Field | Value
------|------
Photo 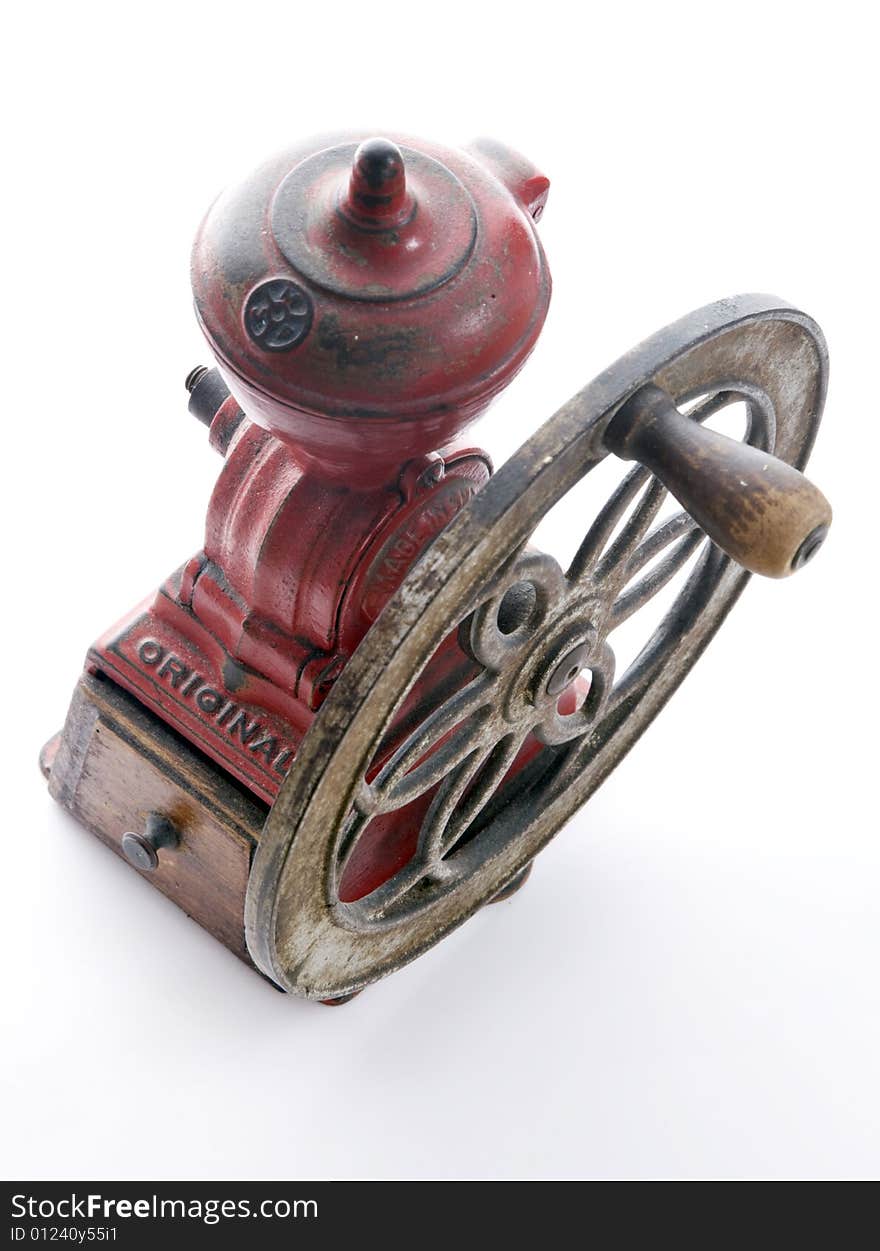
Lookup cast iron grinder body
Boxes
[43,130,831,1000]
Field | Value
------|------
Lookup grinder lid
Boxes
[191,131,550,439]
[271,138,478,303]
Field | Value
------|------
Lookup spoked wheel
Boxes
[246,295,828,999]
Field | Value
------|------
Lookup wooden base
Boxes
[45,673,268,971]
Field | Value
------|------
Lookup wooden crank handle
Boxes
[604,384,832,578]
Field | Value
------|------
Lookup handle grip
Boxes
[604,385,831,578]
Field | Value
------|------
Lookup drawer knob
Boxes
[121,813,180,872]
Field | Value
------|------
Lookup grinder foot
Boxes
[320,991,364,1007]
[489,861,533,903]
[39,733,61,780]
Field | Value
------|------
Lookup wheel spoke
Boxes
[371,672,494,807]
[417,745,493,864]
[624,510,698,580]
[357,731,531,919]
[356,854,439,920]
[379,705,494,811]
[686,388,741,428]
[333,808,372,891]
[438,731,528,858]
[602,541,731,721]
[609,528,706,630]
[567,464,651,582]
[593,476,667,588]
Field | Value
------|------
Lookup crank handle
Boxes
[604,384,832,578]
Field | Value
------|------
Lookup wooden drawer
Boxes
[46,673,267,966]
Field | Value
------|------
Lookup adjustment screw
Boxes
[121,813,180,872]
[185,365,231,426]
[184,365,210,394]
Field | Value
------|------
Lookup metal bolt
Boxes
[791,522,829,571]
[546,640,592,697]
[121,813,180,872]
[419,458,446,487]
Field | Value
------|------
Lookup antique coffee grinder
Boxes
[42,131,832,1002]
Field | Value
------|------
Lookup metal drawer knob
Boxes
[121,813,180,872]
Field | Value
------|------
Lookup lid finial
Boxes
[344,137,413,228]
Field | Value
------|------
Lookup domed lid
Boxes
[191,131,550,439]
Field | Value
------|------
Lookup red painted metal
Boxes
[88,131,553,900]
[191,131,551,481]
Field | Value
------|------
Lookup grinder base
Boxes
[43,674,537,995]
[43,673,267,973]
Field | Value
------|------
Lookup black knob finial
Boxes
[345,138,412,226]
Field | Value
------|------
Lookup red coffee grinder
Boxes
[43,131,832,1002]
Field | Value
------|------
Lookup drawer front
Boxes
[49,675,266,966]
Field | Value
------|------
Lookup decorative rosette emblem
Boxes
[244,279,314,352]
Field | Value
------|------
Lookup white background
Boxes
[2,0,878,1181]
